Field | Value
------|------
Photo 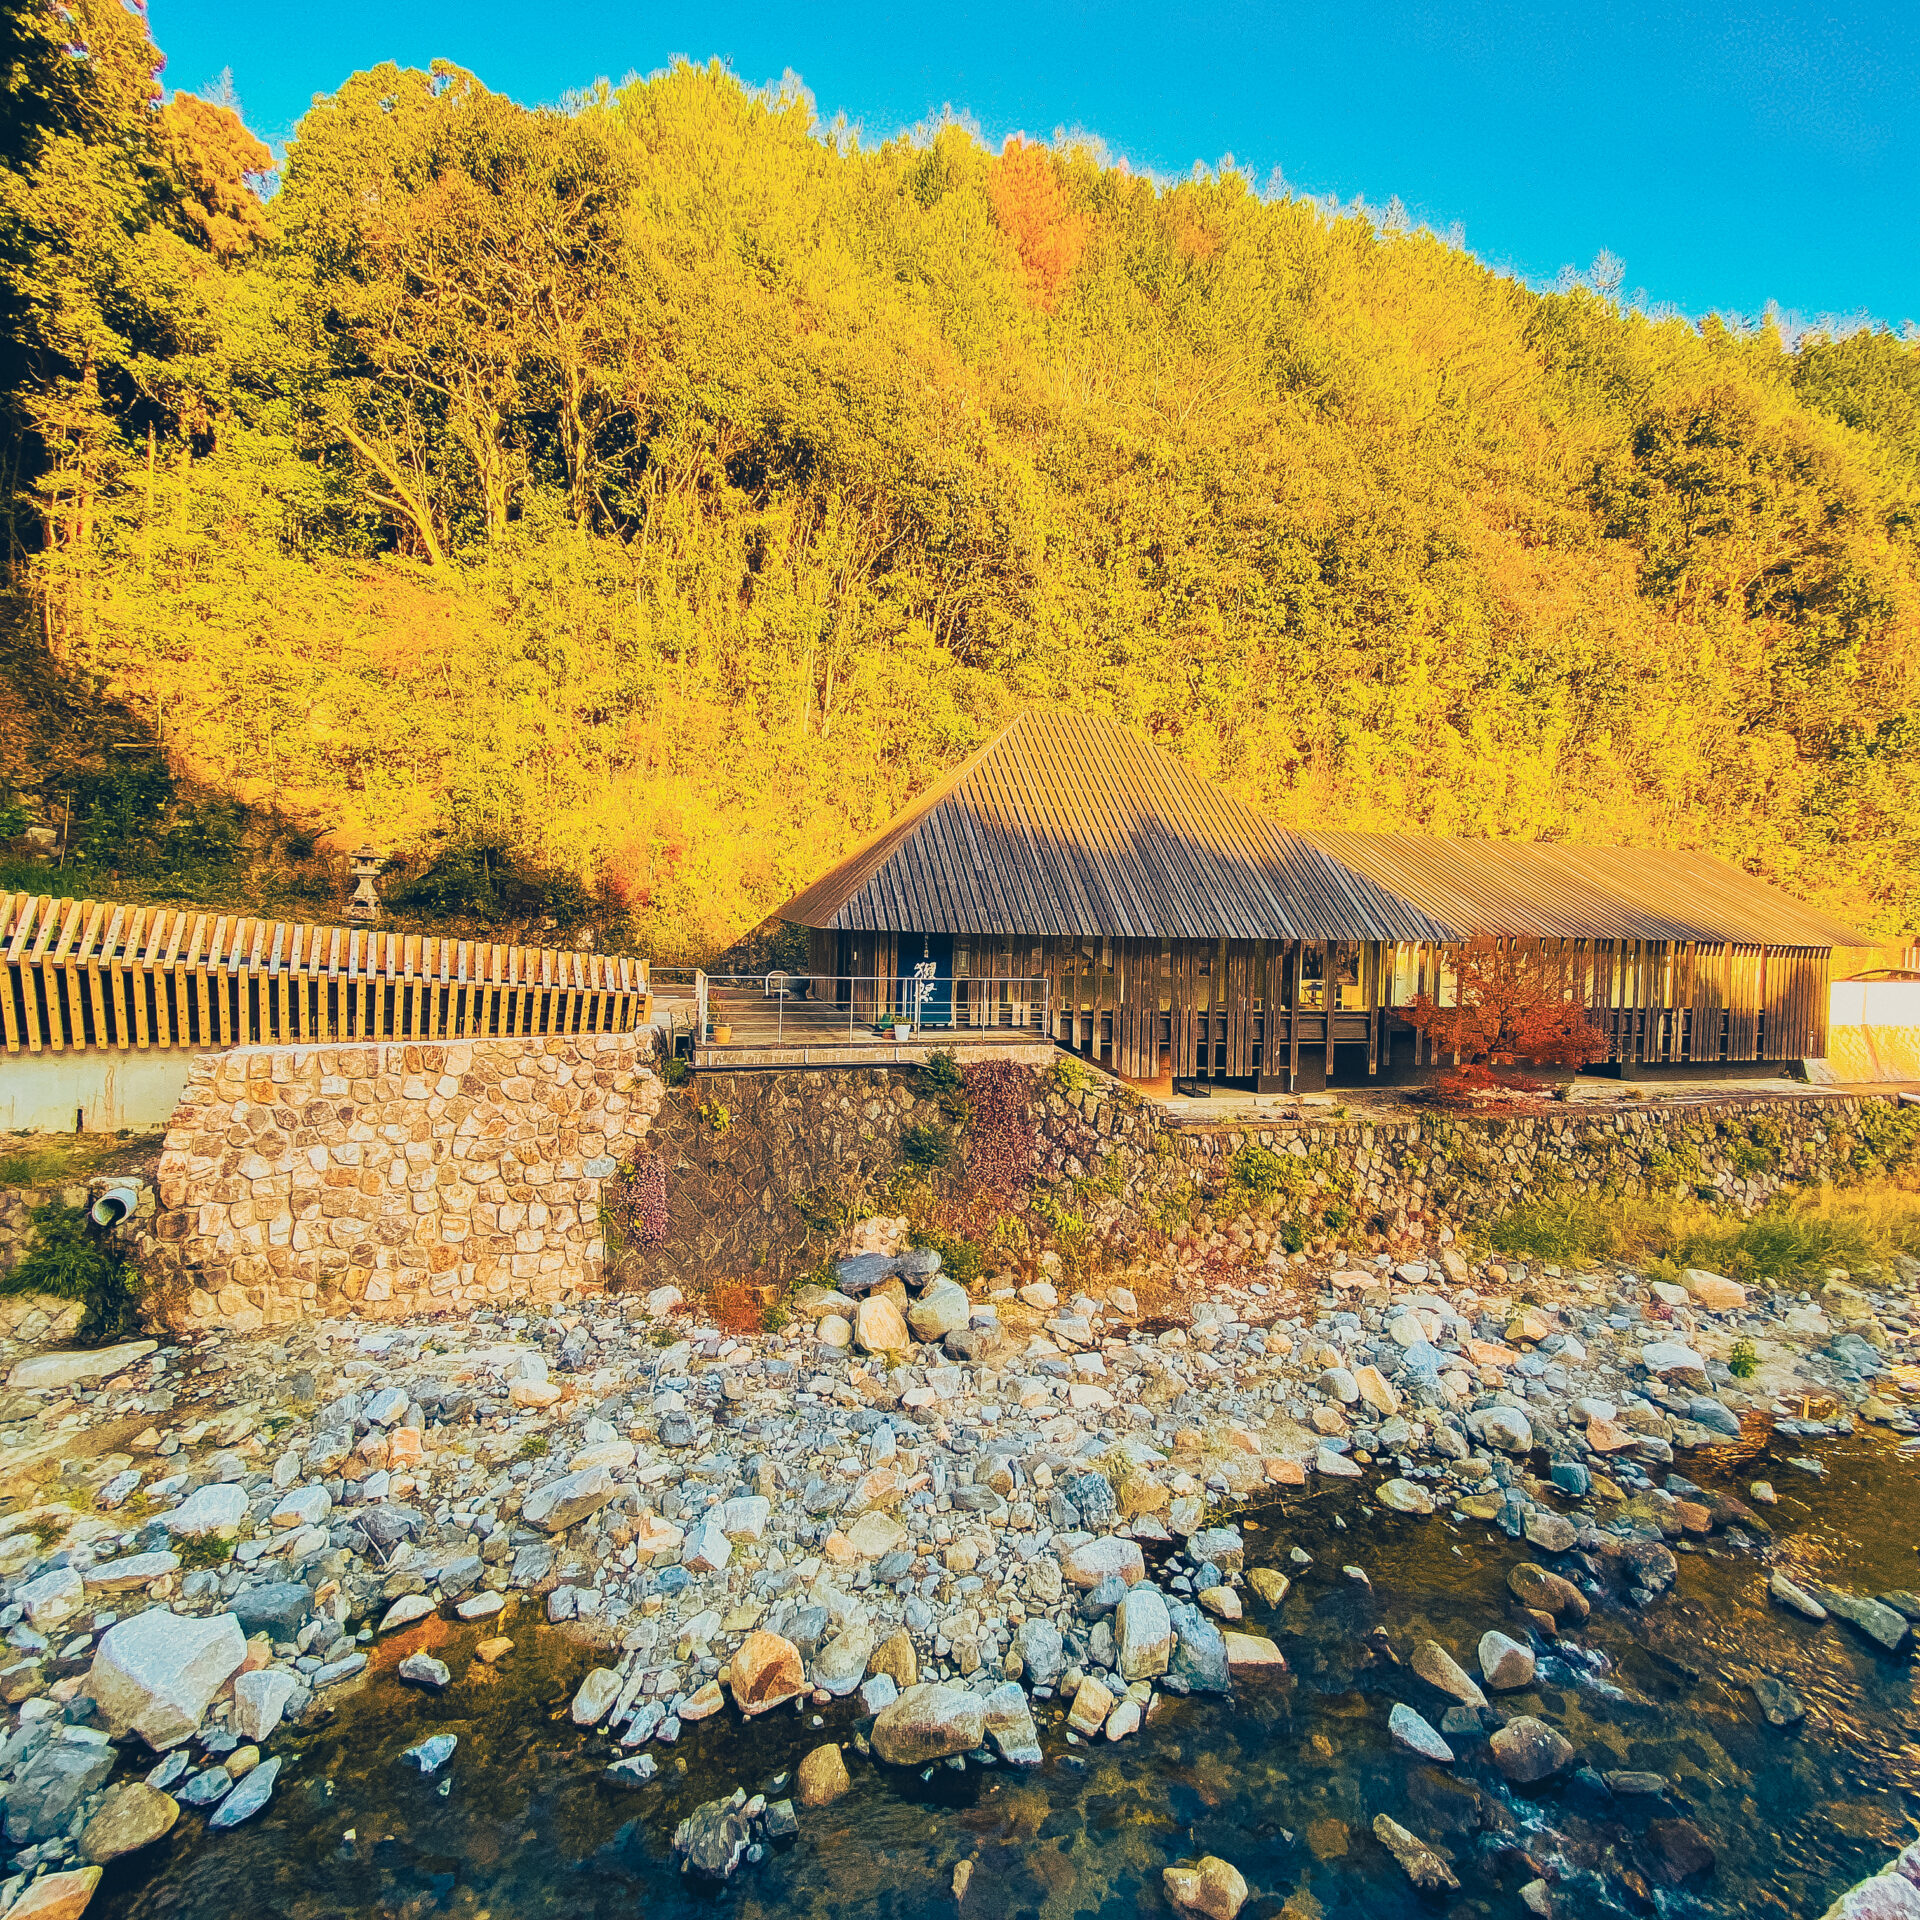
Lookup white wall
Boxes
[0,1049,204,1133]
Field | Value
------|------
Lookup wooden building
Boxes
[774,711,1867,1088]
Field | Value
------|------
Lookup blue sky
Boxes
[149,0,1918,327]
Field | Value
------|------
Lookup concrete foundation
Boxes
[0,1049,207,1134]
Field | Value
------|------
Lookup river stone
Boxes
[907,1281,972,1341]
[83,1551,180,1593]
[8,1341,156,1392]
[1116,1586,1172,1681]
[868,1628,918,1689]
[1508,1563,1589,1622]
[231,1582,314,1638]
[162,1483,249,1538]
[1522,1509,1578,1554]
[209,1756,280,1830]
[731,1631,804,1714]
[175,1765,231,1809]
[859,1671,898,1716]
[523,1465,617,1532]
[1389,1703,1453,1761]
[1768,1572,1827,1620]
[1187,1528,1244,1574]
[855,1296,911,1354]
[813,1623,875,1697]
[1646,1817,1717,1884]
[398,1652,449,1689]
[5,1868,103,1920]
[983,1681,1043,1766]
[378,1594,435,1634]
[1372,1815,1459,1893]
[6,1736,117,1843]
[1640,1340,1708,1378]
[88,1608,247,1749]
[1012,1619,1064,1688]
[844,1511,905,1558]
[19,1568,85,1632]
[81,1782,179,1863]
[1478,1631,1535,1691]
[270,1485,331,1530]
[1167,1600,1231,1694]
[1060,1537,1145,1589]
[1247,1569,1290,1608]
[1467,1407,1534,1454]
[1749,1672,1806,1726]
[1822,1591,1911,1652]
[1490,1715,1574,1784]
[673,1794,753,1878]
[1163,1855,1249,1920]
[1353,1365,1400,1417]
[1682,1268,1746,1310]
[402,1735,457,1774]
[1067,1674,1115,1736]
[232,1668,299,1741]
[871,1682,986,1764]
[1377,1478,1434,1515]
[572,1667,622,1725]
[1222,1632,1286,1672]
[1410,1640,1486,1708]
[1314,1446,1362,1478]
[797,1742,850,1805]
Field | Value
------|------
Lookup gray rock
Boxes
[1165,1599,1231,1694]
[1116,1585,1172,1681]
[175,1764,232,1809]
[230,1583,313,1637]
[1822,1590,1911,1652]
[1013,1619,1064,1689]
[607,1754,658,1787]
[401,1735,457,1774]
[982,1681,1043,1766]
[1186,1527,1244,1574]
[1490,1715,1574,1784]
[398,1652,451,1690]
[871,1683,986,1765]
[209,1756,281,1829]
[4,1733,116,1843]
[1389,1703,1454,1762]
[87,1608,247,1749]
[674,1793,753,1877]
[1748,1672,1805,1726]
[523,1464,617,1533]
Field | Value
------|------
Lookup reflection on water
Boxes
[105,1434,1920,1920]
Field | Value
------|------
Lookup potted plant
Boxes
[711,1021,733,1045]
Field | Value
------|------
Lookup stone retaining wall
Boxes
[139,1034,661,1331]
[1033,1081,1918,1263]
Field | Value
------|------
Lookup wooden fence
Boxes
[0,893,650,1055]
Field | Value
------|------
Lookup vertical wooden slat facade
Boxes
[1,894,649,1055]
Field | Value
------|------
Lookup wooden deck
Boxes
[682,999,1049,1071]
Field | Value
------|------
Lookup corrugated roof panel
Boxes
[1302,832,1870,947]
[775,710,1454,942]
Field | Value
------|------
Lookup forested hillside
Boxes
[2,0,1916,957]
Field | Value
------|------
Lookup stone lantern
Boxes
[347,844,384,924]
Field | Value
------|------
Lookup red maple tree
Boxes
[1406,939,1607,1100]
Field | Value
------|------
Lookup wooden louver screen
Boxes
[0,893,650,1056]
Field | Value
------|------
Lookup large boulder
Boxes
[855,1296,911,1354]
[906,1282,972,1342]
[1116,1586,1172,1681]
[982,1682,1042,1766]
[81,1782,179,1863]
[86,1609,247,1749]
[797,1742,850,1806]
[674,1794,753,1879]
[1059,1537,1145,1590]
[1163,1856,1249,1920]
[8,1341,156,1392]
[730,1631,805,1714]
[1490,1715,1575,1784]
[870,1683,986,1765]
[1166,1600,1231,1694]
[5,1734,116,1845]
[161,1483,249,1539]
[522,1465,617,1533]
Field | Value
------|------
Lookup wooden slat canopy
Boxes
[0,893,649,1055]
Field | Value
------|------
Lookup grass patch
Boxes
[907,1225,988,1290]
[0,1134,158,1188]
[516,1432,550,1461]
[1482,1180,1920,1285]
[1,1200,145,1342]
[173,1531,235,1570]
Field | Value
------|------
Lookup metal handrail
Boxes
[694,973,1050,1047]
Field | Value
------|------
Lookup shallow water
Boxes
[105,1430,1920,1920]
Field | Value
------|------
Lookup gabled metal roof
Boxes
[775,710,1454,942]
[1302,833,1870,948]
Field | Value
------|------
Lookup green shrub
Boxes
[1728,1338,1758,1379]
[3,1201,144,1344]
[661,1054,691,1088]
[1048,1055,1100,1097]
[911,1050,970,1122]
[1224,1141,1309,1211]
[900,1123,954,1171]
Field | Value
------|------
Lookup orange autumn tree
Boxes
[987,138,1086,309]
[1405,939,1608,1094]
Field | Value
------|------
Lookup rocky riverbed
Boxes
[0,1224,1914,1919]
